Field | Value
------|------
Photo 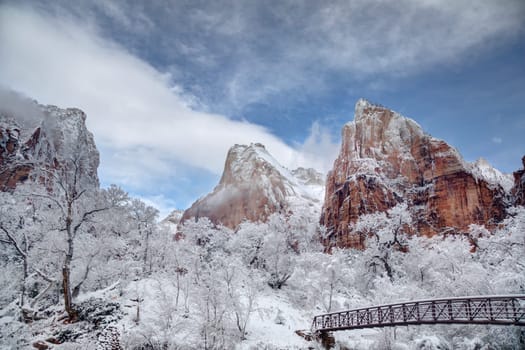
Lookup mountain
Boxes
[321,99,511,249]
[0,99,99,191]
[181,143,324,229]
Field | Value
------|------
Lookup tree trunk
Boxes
[62,266,77,321]
[175,273,180,310]
[63,203,77,321]
[20,257,29,322]
[143,226,151,276]
[62,266,77,320]
[21,250,27,308]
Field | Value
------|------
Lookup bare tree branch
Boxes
[72,206,109,237]
[0,224,28,260]
[29,280,56,308]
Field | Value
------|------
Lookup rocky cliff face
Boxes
[181,143,324,229]
[512,156,525,206]
[321,99,509,249]
[0,100,99,191]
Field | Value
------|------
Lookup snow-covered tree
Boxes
[261,214,297,289]
[25,146,128,320]
[0,189,57,319]
[353,203,412,282]
[128,198,159,276]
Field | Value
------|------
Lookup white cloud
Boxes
[134,193,179,221]
[294,121,340,173]
[310,0,524,75]
[15,1,523,114]
[147,0,525,110]
[0,4,334,195]
[491,137,503,144]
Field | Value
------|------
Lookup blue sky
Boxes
[1,1,524,218]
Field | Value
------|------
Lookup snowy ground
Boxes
[117,278,317,349]
[236,293,312,349]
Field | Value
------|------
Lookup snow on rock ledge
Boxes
[470,157,513,193]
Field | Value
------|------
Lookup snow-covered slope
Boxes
[469,157,514,192]
[181,143,324,229]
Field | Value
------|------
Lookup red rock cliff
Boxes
[320,99,508,249]
[0,123,31,189]
[1,103,99,191]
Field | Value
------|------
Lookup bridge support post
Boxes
[317,331,335,349]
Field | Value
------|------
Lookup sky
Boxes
[1,1,524,218]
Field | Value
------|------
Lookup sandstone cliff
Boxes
[0,98,99,191]
[321,99,509,249]
[181,143,324,229]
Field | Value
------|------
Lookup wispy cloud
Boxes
[9,1,523,114]
[0,88,44,131]
[295,121,340,173]
[491,137,503,144]
[90,0,525,112]
[0,4,334,194]
[134,193,179,221]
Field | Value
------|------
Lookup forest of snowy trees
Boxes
[1,166,524,349]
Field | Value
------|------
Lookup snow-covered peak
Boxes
[41,106,87,150]
[33,105,100,186]
[343,99,427,166]
[222,143,324,201]
[469,157,514,193]
[354,98,373,118]
[182,143,324,228]
[223,143,296,187]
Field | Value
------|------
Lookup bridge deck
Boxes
[312,295,525,332]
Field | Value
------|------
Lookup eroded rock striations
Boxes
[0,100,99,191]
[321,99,510,249]
[181,143,324,229]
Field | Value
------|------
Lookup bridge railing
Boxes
[312,295,525,332]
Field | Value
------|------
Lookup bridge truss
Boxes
[312,295,525,332]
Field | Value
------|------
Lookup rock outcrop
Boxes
[321,99,509,249]
[181,143,324,229]
[1,100,99,191]
[0,122,31,189]
[512,156,525,206]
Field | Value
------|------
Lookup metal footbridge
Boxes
[312,295,525,333]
